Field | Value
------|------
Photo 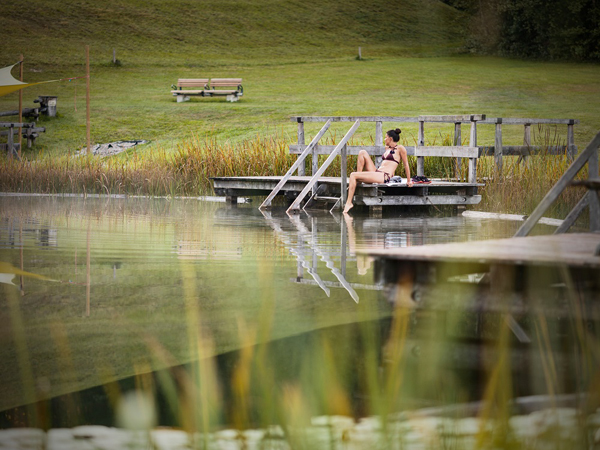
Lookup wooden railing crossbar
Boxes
[259,120,332,210]
[514,131,600,237]
[287,120,360,213]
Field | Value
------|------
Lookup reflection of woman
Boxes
[343,128,413,214]
[342,213,373,276]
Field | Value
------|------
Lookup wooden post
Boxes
[86,222,91,317]
[7,124,14,159]
[589,145,599,232]
[311,123,318,195]
[297,120,305,176]
[340,218,347,278]
[358,47,362,60]
[518,123,531,164]
[19,222,24,296]
[86,45,91,155]
[375,121,383,166]
[113,48,116,64]
[495,119,503,175]
[18,54,23,158]
[341,144,347,207]
[454,122,461,180]
[567,120,576,160]
[468,118,478,183]
[417,120,425,177]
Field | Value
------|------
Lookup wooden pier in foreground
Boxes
[365,131,600,307]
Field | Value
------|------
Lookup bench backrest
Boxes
[210,78,242,88]
[177,79,210,88]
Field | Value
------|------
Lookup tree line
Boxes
[442,0,600,61]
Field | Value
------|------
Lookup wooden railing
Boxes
[291,115,579,182]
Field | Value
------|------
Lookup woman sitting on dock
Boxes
[343,128,413,214]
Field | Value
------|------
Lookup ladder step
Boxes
[314,196,340,202]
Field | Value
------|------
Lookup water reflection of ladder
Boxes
[259,209,361,302]
[259,120,360,213]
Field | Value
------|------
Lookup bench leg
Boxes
[176,95,190,103]
[226,94,239,102]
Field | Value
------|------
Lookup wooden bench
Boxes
[204,78,243,102]
[171,78,243,103]
[170,78,210,103]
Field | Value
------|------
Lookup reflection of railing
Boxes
[515,131,600,236]
[260,210,381,303]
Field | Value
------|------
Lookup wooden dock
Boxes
[212,176,483,208]
[367,233,600,271]
[365,233,600,310]
[210,114,581,211]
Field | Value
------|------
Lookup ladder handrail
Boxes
[259,120,332,210]
[287,120,360,213]
[515,131,600,237]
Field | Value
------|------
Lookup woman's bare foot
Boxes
[343,203,353,214]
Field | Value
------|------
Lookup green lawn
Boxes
[1,55,599,158]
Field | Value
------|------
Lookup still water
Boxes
[0,196,561,428]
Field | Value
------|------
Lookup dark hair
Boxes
[386,128,401,142]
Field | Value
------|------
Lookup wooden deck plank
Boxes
[363,233,600,269]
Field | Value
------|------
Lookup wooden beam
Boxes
[554,192,589,234]
[478,145,572,156]
[340,144,347,208]
[290,144,388,155]
[589,146,600,232]
[415,146,479,158]
[290,116,419,123]
[290,116,579,125]
[417,120,425,176]
[0,122,35,128]
[468,120,478,183]
[354,195,482,206]
[86,45,91,155]
[375,121,383,166]
[297,120,305,176]
[418,114,486,122]
[18,54,23,158]
[568,122,576,159]
[454,122,462,180]
[495,120,503,174]
[481,118,579,125]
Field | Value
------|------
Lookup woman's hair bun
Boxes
[395,128,401,135]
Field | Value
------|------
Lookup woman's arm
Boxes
[399,145,413,187]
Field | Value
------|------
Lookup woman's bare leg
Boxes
[357,149,376,172]
[344,171,385,213]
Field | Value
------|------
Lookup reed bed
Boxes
[0,127,589,221]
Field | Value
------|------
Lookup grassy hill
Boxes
[1,0,467,67]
